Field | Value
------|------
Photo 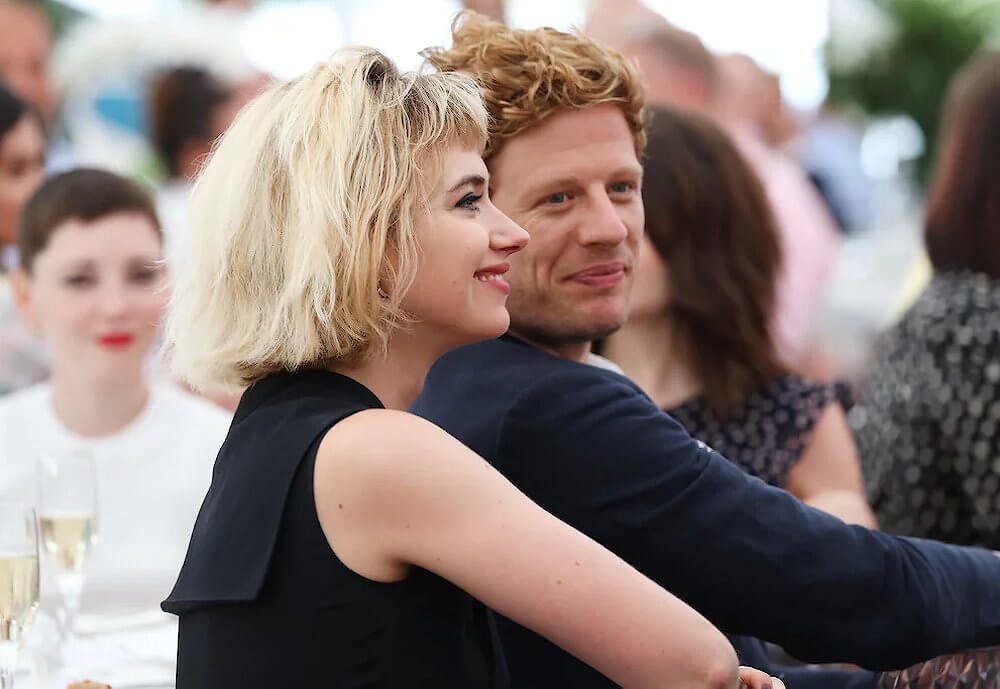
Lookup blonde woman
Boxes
[162,50,782,689]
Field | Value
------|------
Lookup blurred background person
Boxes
[50,0,259,179]
[0,81,46,395]
[0,83,44,268]
[798,100,875,237]
[0,0,55,123]
[0,168,231,685]
[713,53,798,151]
[601,105,876,528]
[147,65,238,261]
[854,52,1000,549]
[146,65,248,411]
[592,10,840,367]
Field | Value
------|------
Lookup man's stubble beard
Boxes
[506,290,628,348]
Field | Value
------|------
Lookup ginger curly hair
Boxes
[421,11,647,159]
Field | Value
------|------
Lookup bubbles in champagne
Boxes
[39,513,98,574]
[0,552,40,643]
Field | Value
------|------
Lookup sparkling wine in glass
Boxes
[35,450,98,647]
[0,505,40,689]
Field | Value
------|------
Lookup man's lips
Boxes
[97,333,135,348]
[566,262,627,288]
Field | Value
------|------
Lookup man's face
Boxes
[488,104,643,348]
[0,3,54,120]
[624,42,711,111]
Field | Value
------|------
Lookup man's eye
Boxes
[546,193,568,205]
[610,182,634,194]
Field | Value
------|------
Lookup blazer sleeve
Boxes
[497,367,1000,670]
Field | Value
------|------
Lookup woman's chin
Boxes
[458,313,511,347]
[482,312,511,340]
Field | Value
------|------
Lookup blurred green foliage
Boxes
[826,0,999,183]
[38,0,85,38]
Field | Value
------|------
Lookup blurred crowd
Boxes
[1,0,999,685]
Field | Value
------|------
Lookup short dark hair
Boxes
[148,66,230,178]
[18,167,161,272]
[641,105,786,416]
[0,81,30,141]
[924,52,1000,278]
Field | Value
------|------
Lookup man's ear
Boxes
[9,267,40,334]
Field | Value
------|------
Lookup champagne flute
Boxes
[35,450,97,649]
[0,505,40,689]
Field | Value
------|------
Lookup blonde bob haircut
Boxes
[166,48,488,390]
[422,11,647,160]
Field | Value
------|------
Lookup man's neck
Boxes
[507,329,591,364]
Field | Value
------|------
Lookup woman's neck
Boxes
[49,367,151,438]
[330,329,443,411]
[602,314,703,409]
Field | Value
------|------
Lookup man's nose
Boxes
[577,191,629,247]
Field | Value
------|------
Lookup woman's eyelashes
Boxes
[130,267,161,284]
[456,192,483,212]
[62,263,162,288]
[64,273,95,288]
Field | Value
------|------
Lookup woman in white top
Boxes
[0,168,231,686]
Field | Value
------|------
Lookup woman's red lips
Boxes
[474,263,512,295]
[97,333,135,348]
[473,262,510,278]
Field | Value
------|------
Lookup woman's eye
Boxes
[131,269,160,284]
[610,182,634,194]
[457,193,482,211]
[64,275,94,287]
[132,270,156,285]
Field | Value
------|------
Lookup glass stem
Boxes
[0,643,16,689]
[55,572,82,644]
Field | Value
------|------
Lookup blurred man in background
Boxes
[588,2,840,366]
[0,0,55,122]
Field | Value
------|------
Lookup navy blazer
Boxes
[412,335,1000,687]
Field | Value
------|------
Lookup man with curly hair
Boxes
[412,11,1000,689]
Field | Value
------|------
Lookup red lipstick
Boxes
[97,333,135,349]
[474,263,512,295]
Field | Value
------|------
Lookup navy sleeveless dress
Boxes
[162,369,509,688]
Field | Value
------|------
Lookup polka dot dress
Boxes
[853,271,1000,548]
[666,375,837,488]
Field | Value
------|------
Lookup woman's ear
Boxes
[9,267,40,335]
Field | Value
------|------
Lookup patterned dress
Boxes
[666,376,838,488]
[852,271,1000,548]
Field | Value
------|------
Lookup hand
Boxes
[738,665,786,689]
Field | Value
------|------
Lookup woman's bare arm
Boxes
[786,402,878,528]
[315,409,741,689]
